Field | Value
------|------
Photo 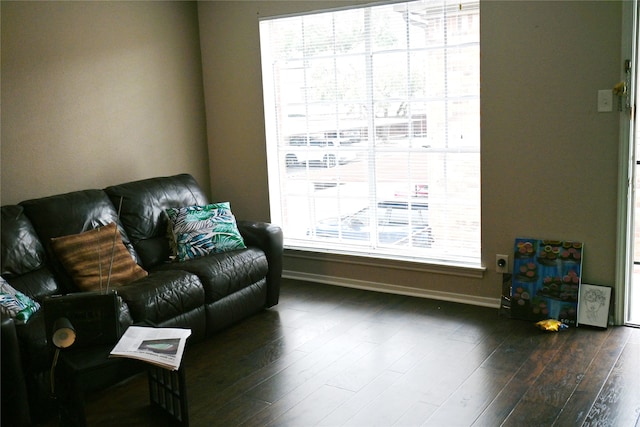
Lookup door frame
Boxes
[616,0,638,326]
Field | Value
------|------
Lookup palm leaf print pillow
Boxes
[165,202,246,261]
[0,277,41,324]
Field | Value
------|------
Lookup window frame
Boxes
[260,0,481,269]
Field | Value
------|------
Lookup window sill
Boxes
[284,247,485,279]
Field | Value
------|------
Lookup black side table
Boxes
[56,345,143,427]
[56,344,190,426]
[148,364,189,426]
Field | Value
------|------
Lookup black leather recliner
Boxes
[1,174,283,425]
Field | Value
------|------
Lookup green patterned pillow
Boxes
[0,276,40,324]
[165,202,246,262]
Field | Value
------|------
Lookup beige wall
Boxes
[1,1,211,204]
[1,1,624,312]
[198,1,623,306]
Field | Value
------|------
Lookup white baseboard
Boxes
[283,270,501,309]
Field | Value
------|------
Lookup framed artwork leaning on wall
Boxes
[577,284,612,329]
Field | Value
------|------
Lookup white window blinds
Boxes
[260,0,480,266]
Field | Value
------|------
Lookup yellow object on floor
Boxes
[536,319,568,332]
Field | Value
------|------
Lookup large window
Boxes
[260,0,480,267]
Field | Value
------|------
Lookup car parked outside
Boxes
[310,199,433,248]
[285,134,358,168]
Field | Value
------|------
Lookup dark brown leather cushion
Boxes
[116,270,204,325]
[20,189,141,292]
[1,205,59,299]
[1,205,46,277]
[104,174,208,269]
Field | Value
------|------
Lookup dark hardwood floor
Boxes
[77,279,640,426]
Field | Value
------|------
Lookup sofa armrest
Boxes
[236,221,283,307]
[1,315,31,426]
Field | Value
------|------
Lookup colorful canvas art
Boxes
[510,238,583,326]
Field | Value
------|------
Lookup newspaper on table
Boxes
[110,326,192,371]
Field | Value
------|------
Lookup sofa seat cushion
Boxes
[205,279,267,334]
[154,248,268,304]
[4,267,59,301]
[116,270,204,325]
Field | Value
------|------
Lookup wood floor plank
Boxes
[193,395,271,427]
[393,400,439,427]
[499,328,611,426]
[243,336,371,404]
[188,349,309,414]
[337,379,424,427]
[583,341,640,426]
[466,328,564,426]
[425,323,539,426]
[67,279,640,427]
[484,329,607,426]
[424,365,513,426]
[265,385,354,427]
[553,326,631,426]
[317,370,405,427]
[241,340,377,427]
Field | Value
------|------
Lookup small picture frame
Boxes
[577,284,612,329]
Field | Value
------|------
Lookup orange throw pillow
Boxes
[51,222,147,292]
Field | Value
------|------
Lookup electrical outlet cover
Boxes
[496,254,509,273]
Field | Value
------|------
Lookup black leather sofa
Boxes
[0,173,283,425]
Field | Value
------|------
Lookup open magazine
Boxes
[110,326,192,371]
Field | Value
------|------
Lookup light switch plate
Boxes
[598,89,613,112]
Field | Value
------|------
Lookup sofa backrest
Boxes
[104,174,208,269]
[1,205,60,300]
[19,189,140,293]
